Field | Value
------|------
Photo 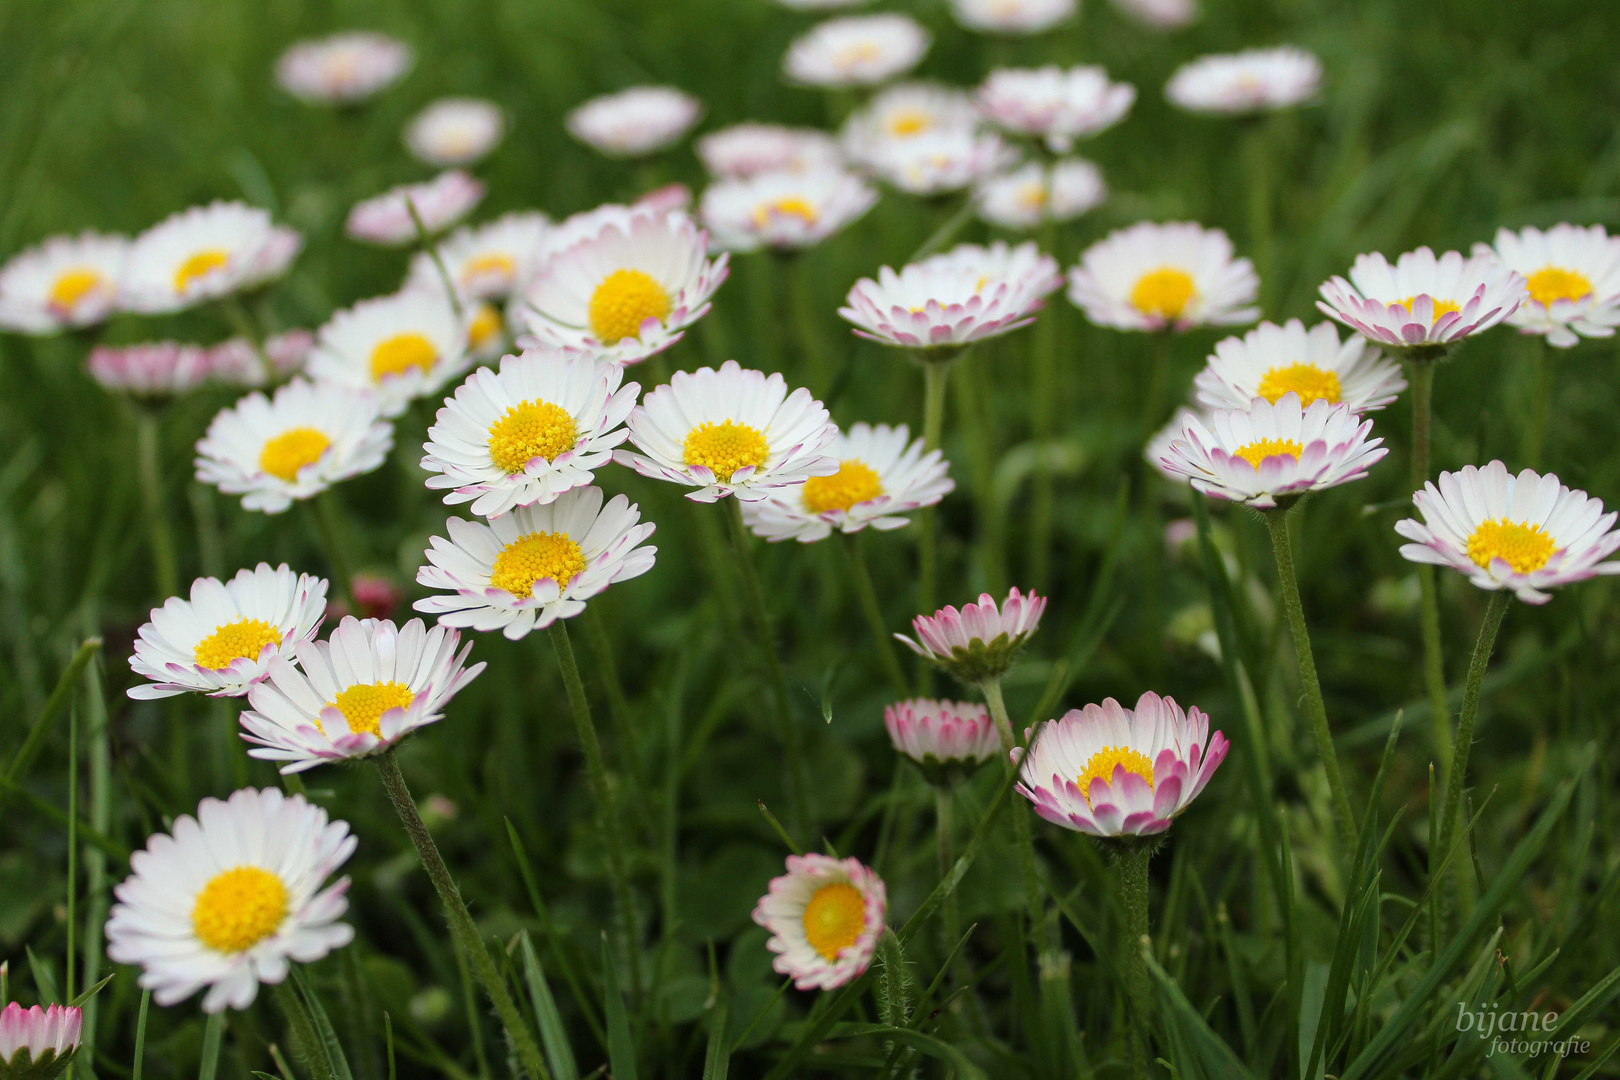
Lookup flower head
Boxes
[857,128,1015,196]
[87,342,216,398]
[701,168,879,253]
[1110,0,1197,29]
[306,289,469,417]
[1316,247,1527,354]
[123,203,301,314]
[566,86,703,158]
[1067,220,1259,332]
[1475,224,1620,348]
[885,698,999,785]
[0,231,127,334]
[897,587,1046,683]
[977,65,1136,153]
[1194,318,1406,414]
[1145,405,1212,482]
[205,331,317,387]
[345,171,485,246]
[407,213,551,303]
[276,32,412,104]
[696,124,844,179]
[405,97,506,166]
[949,0,1075,34]
[1166,47,1322,115]
[783,15,930,88]
[0,1004,82,1080]
[752,854,887,991]
[975,158,1106,230]
[841,83,980,165]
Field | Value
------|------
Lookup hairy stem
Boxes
[1116,839,1156,1080]
[981,677,1043,932]
[842,533,911,699]
[273,979,334,1080]
[1407,359,1452,766]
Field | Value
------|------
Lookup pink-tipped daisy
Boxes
[1475,224,1620,349]
[977,65,1136,153]
[1194,318,1406,413]
[783,15,931,89]
[0,231,127,334]
[0,1004,81,1080]
[896,586,1046,683]
[276,32,412,105]
[885,698,1000,785]
[345,171,485,246]
[1067,220,1259,332]
[752,854,887,991]
[1316,246,1527,355]
[696,124,844,179]
[975,158,1107,230]
[566,86,703,158]
[1165,47,1322,115]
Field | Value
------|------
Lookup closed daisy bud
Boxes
[567,86,703,159]
[1067,221,1258,332]
[783,15,931,89]
[405,97,506,167]
[0,1004,81,1080]
[276,32,413,105]
[87,342,216,398]
[1194,319,1406,414]
[1475,224,1620,349]
[306,289,470,418]
[0,231,126,334]
[345,171,485,247]
[1316,246,1527,356]
[896,587,1047,684]
[123,203,302,315]
[977,65,1136,153]
[1165,47,1323,115]
[885,698,999,785]
[752,854,887,991]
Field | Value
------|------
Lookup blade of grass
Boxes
[520,932,580,1080]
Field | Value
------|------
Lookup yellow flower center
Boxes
[47,268,102,312]
[1255,363,1342,407]
[193,617,283,671]
[1129,267,1197,319]
[887,109,932,136]
[833,42,883,69]
[752,197,819,230]
[1233,438,1303,469]
[487,399,578,473]
[1076,745,1156,806]
[191,866,289,954]
[490,531,587,597]
[467,303,504,350]
[461,252,516,286]
[802,881,865,961]
[1017,184,1048,212]
[588,269,671,344]
[802,459,884,514]
[1397,295,1461,322]
[682,420,770,482]
[174,249,230,294]
[1525,266,1593,307]
[369,332,440,382]
[327,681,415,738]
[1466,518,1555,573]
[259,427,331,482]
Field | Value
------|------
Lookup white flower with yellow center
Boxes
[840,82,981,167]
[127,564,327,700]
[977,65,1136,153]
[1475,224,1620,349]
[775,0,872,8]
[1316,247,1528,353]
[0,231,127,334]
[1110,0,1197,29]
[408,213,551,302]
[1194,318,1406,414]
[752,854,887,991]
[306,289,469,417]
[514,207,728,365]
[405,97,506,166]
[415,486,657,640]
[195,377,393,514]
[615,360,839,502]
[742,422,953,542]
[345,171,486,247]
[566,86,703,158]
[1166,47,1322,115]
[859,127,1016,196]
[1396,460,1620,604]
[275,31,413,105]
[949,0,1076,33]
[241,616,485,772]
[1067,220,1259,332]
[1144,406,1212,481]
[106,788,356,1013]
[783,14,931,89]
[975,158,1107,230]
[696,124,844,179]
[700,168,879,253]
[123,203,302,314]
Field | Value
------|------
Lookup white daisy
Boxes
[566,86,703,158]
[463,300,509,361]
[1165,47,1323,115]
[1067,220,1259,332]
[1316,246,1528,353]
[975,158,1107,230]
[774,0,872,8]
[977,65,1137,153]
[859,127,1016,196]
[1110,0,1197,29]
[345,171,485,247]
[696,124,844,178]
[700,168,879,253]
[87,342,215,397]
[305,288,469,417]
[1194,318,1407,413]
[195,377,394,514]
[1475,224,1620,348]
[123,203,303,314]
[275,32,413,105]
[751,854,887,991]
[783,14,931,89]
[404,97,506,166]
[1144,405,1211,481]
[414,486,657,640]
[840,83,981,167]
[407,213,551,302]
[0,231,127,334]
[949,0,1076,35]
[105,788,356,1012]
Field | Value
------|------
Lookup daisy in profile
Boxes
[743,422,952,542]
[783,14,931,89]
[240,616,484,773]
[305,289,469,417]
[859,128,1015,196]
[1166,47,1322,115]
[950,0,1075,35]
[123,203,302,314]
[407,213,551,301]
[616,360,839,501]
[897,587,1046,686]
[566,86,703,158]
[1144,405,1212,481]
[975,158,1107,230]
[87,342,215,398]
[840,83,980,167]
[0,1003,81,1080]
[977,65,1136,153]
[1317,247,1527,354]
[1111,0,1197,29]
[415,486,657,640]
[1475,224,1620,348]
[752,854,887,991]
[106,787,356,1012]
[405,98,506,166]
[205,330,317,387]
[700,167,879,253]
[346,171,485,246]
[195,377,393,514]
[1194,319,1406,413]
[276,31,413,105]
[421,347,638,517]
[0,231,127,334]
[696,124,843,178]
[1067,220,1259,332]
[885,698,999,785]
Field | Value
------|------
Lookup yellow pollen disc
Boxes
[1256,363,1342,406]
[369,332,440,382]
[887,109,932,136]
[174,249,230,294]
[467,303,504,350]
[487,399,578,473]
[1129,267,1197,319]
[1233,438,1304,469]
[1017,184,1048,212]
[48,268,102,312]
[490,531,587,597]
[1397,295,1461,322]
[802,459,884,514]
[259,427,331,482]
[1076,745,1156,806]
[1526,265,1594,307]
[682,420,770,482]
[588,269,671,344]
[1466,518,1555,573]
[802,882,865,961]
[751,197,819,230]
[328,681,415,738]
[461,252,516,285]
[193,618,283,671]
[191,866,289,954]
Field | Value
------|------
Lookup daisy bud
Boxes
[0,1003,82,1080]
[566,87,702,159]
[783,15,930,89]
[1165,47,1323,116]
[1316,246,1527,357]
[884,698,1000,785]
[896,587,1047,684]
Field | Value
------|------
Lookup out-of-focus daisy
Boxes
[897,586,1046,684]
[204,330,317,387]
[1166,47,1322,115]
[196,377,393,514]
[783,14,931,89]
[885,698,999,785]
[696,124,843,178]
[1396,460,1620,604]
[1067,220,1259,332]
[0,1003,81,1080]
[1475,224,1620,349]
[406,213,551,302]
[0,231,126,334]
[415,486,656,640]
[421,347,638,517]
[975,158,1107,230]
[106,788,355,1013]
[950,0,1075,36]
[752,854,887,991]
[977,65,1136,153]
[241,616,484,773]
[859,128,1015,196]
[345,171,485,247]
[701,168,879,253]
[463,301,508,361]
[774,0,872,8]
[87,342,214,397]
[1015,692,1228,836]
[276,32,412,105]
[742,422,952,541]
[635,183,694,215]
[840,83,980,166]
[1144,405,1210,481]
[566,86,703,158]
[305,289,468,417]
[123,203,302,314]
[1316,247,1527,354]
[1194,318,1406,413]
[1110,0,1197,30]
[405,98,505,166]
[1160,393,1387,508]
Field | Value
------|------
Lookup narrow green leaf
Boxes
[827,1023,989,1080]
[198,1012,225,1080]
[67,973,114,1008]
[701,993,730,1080]
[294,966,355,1080]
[27,946,58,1004]
[521,932,580,1080]
[1548,960,1620,1044]
[600,933,638,1080]
[133,990,150,1080]
[0,638,101,828]
[756,801,802,856]
[1143,948,1259,1080]
[383,1013,396,1080]
[505,818,607,1048]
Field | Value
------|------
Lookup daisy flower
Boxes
[127,564,327,700]
[106,788,355,1012]
[195,377,393,514]
[275,31,412,105]
[742,422,953,541]
[1316,247,1528,354]
[859,128,1015,196]
[1194,318,1407,413]
[885,698,1000,785]
[950,0,1075,35]
[204,330,317,387]
[405,97,506,166]
[840,83,981,167]
[700,167,879,253]
[1159,393,1387,508]
[0,231,126,334]
[977,65,1137,153]
[1395,461,1620,604]
[696,124,843,179]
[123,203,302,314]
[1110,0,1197,29]
[345,171,485,246]
[1165,47,1322,115]
[241,616,485,773]
[783,14,931,89]
[1475,224,1620,348]
[87,342,214,397]
[421,347,638,517]
[774,0,872,8]
[1067,221,1259,332]
[1015,692,1228,837]
[1145,405,1211,481]
[305,289,469,417]
[975,158,1107,230]
[897,587,1046,684]
[0,1003,80,1080]
[415,486,657,640]
[635,183,694,215]
[566,86,703,158]
[752,854,887,991]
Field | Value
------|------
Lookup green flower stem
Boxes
[583,607,643,782]
[373,752,551,1080]
[1524,335,1552,469]
[406,197,463,323]
[1262,507,1356,849]
[1027,240,1060,591]
[841,532,911,699]
[306,490,357,612]
[915,356,955,695]
[787,253,831,390]
[273,978,334,1080]
[981,677,1043,932]
[1140,331,1173,435]
[1241,119,1274,312]
[921,357,950,454]
[1116,839,1156,1080]
[1433,591,1511,893]
[934,784,963,976]
[133,408,178,599]
[1407,358,1452,765]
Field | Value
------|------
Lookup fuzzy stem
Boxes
[981,677,1043,931]
[274,978,334,1080]
[1140,332,1173,435]
[134,409,178,599]
[306,491,357,612]
[935,784,962,967]
[1241,119,1274,312]
[1117,840,1156,1080]
[1407,359,1452,765]
[406,197,463,323]
[842,532,911,699]
[1524,335,1552,469]
[1434,592,1511,898]
[1027,245,1060,591]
